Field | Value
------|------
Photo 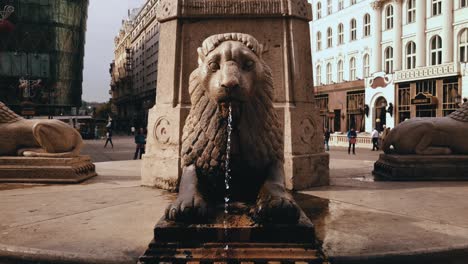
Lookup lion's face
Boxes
[198,41,265,117]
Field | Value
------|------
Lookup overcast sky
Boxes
[82,0,144,103]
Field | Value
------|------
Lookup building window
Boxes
[347,91,365,132]
[460,28,468,62]
[398,83,411,123]
[317,94,330,130]
[350,19,357,41]
[339,0,344,10]
[385,5,394,30]
[316,65,322,85]
[432,0,442,16]
[349,57,356,80]
[326,63,332,84]
[327,27,333,48]
[338,60,344,82]
[462,0,468,8]
[338,23,344,45]
[317,32,322,51]
[443,78,460,116]
[430,35,442,65]
[364,13,371,37]
[407,0,416,23]
[317,2,322,19]
[406,41,416,69]
[363,54,370,77]
[351,0,356,4]
[327,0,332,15]
[384,47,394,73]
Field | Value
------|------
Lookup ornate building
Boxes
[110,0,159,131]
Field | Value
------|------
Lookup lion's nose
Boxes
[221,63,240,92]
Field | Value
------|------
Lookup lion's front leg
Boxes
[255,163,300,224]
[165,165,210,222]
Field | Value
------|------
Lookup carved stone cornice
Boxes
[371,0,400,10]
[156,0,312,23]
[394,63,460,83]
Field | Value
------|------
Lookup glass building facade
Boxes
[0,0,88,115]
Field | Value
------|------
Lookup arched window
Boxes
[460,29,468,62]
[327,27,333,48]
[385,5,394,30]
[338,23,344,44]
[317,32,322,51]
[316,65,322,85]
[326,63,332,84]
[317,2,322,19]
[363,54,370,77]
[384,47,394,73]
[363,13,371,37]
[430,35,442,65]
[350,19,357,41]
[407,0,416,23]
[406,41,416,69]
[349,57,356,80]
[338,60,344,82]
[461,0,468,8]
[339,0,344,10]
[327,0,332,15]
[432,0,442,16]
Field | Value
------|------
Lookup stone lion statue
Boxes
[0,101,82,157]
[165,33,300,224]
[383,102,468,155]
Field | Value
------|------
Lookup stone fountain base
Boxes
[138,203,321,263]
[0,155,97,183]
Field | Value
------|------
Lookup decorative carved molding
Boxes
[394,63,460,83]
[154,117,171,145]
[300,116,316,145]
[157,0,312,23]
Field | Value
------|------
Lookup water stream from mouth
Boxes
[223,103,232,251]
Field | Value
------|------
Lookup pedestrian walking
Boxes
[133,128,146,160]
[324,129,331,151]
[371,127,379,151]
[131,126,135,136]
[104,129,114,148]
[347,128,357,155]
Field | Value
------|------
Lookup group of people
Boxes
[103,125,147,160]
[323,126,392,155]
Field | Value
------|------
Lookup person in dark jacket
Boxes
[104,129,113,148]
[324,129,331,151]
[133,128,146,160]
[347,128,357,155]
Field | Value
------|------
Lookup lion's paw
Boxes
[254,196,300,224]
[165,195,210,222]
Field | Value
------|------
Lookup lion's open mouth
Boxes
[219,100,241,123]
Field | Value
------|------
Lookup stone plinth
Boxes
[373,154,468,181]
[0,156,96,183]
[138,204,321,263]
[142,0,329,191]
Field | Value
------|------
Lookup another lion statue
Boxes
[383,102,468,155]
[0,101,82,157]
[165,33,300,224]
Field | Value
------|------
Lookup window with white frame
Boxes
[430,35,442,65]
[351,0,356,4]
[462,0,468,8]
[338,23,344,44]
[460,29,468,62]
[327,0,332,15]
[326,63,332,84]
[350,19,357,41]
[316,65,322,85]
[384,47,394,73]
[407,0,416,23]
[406,41,416,69]
[317,32,322,51]
[327,27,333,48]
[317,2,322,19]
[338,60,344,82]
[363,54,370,77]
[349,57,356,80]
[339,0,344,10]
[432,0,442,16]
[364,13,371,37]
[385,5,394,30]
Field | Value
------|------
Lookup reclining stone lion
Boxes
[383,102,468,155]
[165,33,300,224]
[0,101,82,157]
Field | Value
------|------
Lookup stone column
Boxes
[371,1,382,73]
[393,0,402,71]
[416,0,426,67]
[141,0,329,191]
[442,0,454,64]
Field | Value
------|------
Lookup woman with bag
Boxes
[347,128,357,155]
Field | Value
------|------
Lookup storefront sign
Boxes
[411,92,437,105]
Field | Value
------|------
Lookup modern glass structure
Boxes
[0,0,88,116]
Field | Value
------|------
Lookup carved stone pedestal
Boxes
[138,204,321,263]
[0,155,97,183]
[373,154,468,181]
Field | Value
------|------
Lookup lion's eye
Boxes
[209,62,220,71]
[243,60,255,71]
